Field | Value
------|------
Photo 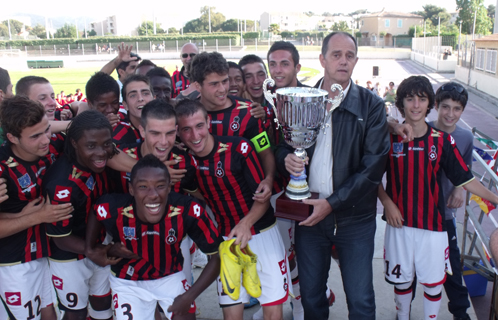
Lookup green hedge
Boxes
[0,33,241,48]
[243,32,260,39]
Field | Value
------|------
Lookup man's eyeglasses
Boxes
[440,83,466,94]
[182,53,196,59]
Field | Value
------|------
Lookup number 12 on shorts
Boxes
[385,260,402,278]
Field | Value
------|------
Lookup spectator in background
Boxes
[384,81,396,103]
[172,43,198,98]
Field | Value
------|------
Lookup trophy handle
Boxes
[324,84,344,125]
[262,78,279,127]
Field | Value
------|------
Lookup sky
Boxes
[3,0,496,28]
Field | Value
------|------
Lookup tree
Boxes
[184,6,226,33]
[183,19,204,33]
[332,21,350,32]
[269,23,280,35]
[457,0,492,34]
[487,4,495,32]
[304,11,314,17]
[220,19,238,31]
[2,19,25,35]
[167,27,178,34]
[87,29,97,37]
[0,24,8,37]
[31,24,47,39]
[349,9,368,16]
[138,21,164,36]
[54,23,77,38]
[322,12,333,16]
[414,5,451,27]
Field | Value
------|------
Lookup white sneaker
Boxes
[192,249,208,268]
[252,307,263,320]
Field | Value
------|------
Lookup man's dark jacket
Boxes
[275,78,390,227]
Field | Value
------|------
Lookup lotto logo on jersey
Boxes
[237,142,249,155]
[449,134,456,146]
[182,279,191,291]
[52,275,63,290]
[191,204,201,218]
[113,294,119,309]
[96,203,110,220]
[5,292,21,306]
[54,186,72,201]
[278,259,287,275]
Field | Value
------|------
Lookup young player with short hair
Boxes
[228,61,245,98]
[0,96,73,320]
[44,110,119,320]
[85,154,223,320]
[378,76,498,320]
[146,67,173,101]
[176,99,290,320]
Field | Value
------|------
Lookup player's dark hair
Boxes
[175,99,208,120]
[130,154,170,185]
[121,74,151,103]
[116,52,141,79]
[141,99,176,128]
[268,41,300,66]
[65,110,118,163]
[395,76,435,117]
[239,54,266,70]
[435,81,468,110]
[190,52,229,85]
[322,32,358,56]
[137,59,156,69]
[15,76,50,97]
[228,61,245,84]
[85,72,120,106]
[146,67,173,93]
[0,96,46,141]
[0,68,11,93]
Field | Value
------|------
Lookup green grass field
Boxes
[9,62,320,95]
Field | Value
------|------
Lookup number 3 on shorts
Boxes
[121,303,133,320]
[385,260,402,278]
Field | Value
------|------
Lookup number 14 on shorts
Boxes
[385,261,402,278]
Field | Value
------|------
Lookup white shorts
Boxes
[0,258,54,320]
[49,258,111,311]
[110,271,195,320]
[276,217,295,261]
[384,225,452,286]
[218,224,290,306]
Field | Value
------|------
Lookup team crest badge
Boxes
[175,80,183,89]
[393,142,403,154]
[166,228,177,244]
[428,145,438,161]
[215,161,225,178]
[86,176,95,190]
[283,278,288,292]
[230,116,240,132]
[123,227,137,240]
[17,173,31,189]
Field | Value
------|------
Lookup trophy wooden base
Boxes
[275,192,319,221]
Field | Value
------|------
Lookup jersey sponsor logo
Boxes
[166,228,177,245]
[211,120,223,124]
[96,203,110,220]
[142,230,160,236]
[168,205,183,218]
[428,145,438,161]
[217,143,229,153]
[238,142,249,155]
[192,204,201,218]
[175,80,183,89]
[52,275,63,290]
[408,147,424,151]
[182,279,191,291]
[113,294,119,309]
[278,259,287,275]
[123,227,137,240]
[199,166,209,171]
[230,116,240,132]
[215,161,225,178]
[121,206,134,218]
[71,167,83,180]
[86,176,95,191]
[17,173,31,189]
[55,186,72,201]
[5,292,21,306]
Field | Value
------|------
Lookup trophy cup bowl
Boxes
[263,78,343,220]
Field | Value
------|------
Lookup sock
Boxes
[290,265,303,314]
[394,281,414,320]
[423,284,442,320]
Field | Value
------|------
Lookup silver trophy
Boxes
[263,78,344,200]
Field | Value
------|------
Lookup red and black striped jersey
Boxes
[94,192,222,280]
[172,67,189,98]
[114,142,197,195]
[44,155,112,261]
[385,126,474,232]
[0,145,59,264]
[112,121,142,146]
[192,135,276,237]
